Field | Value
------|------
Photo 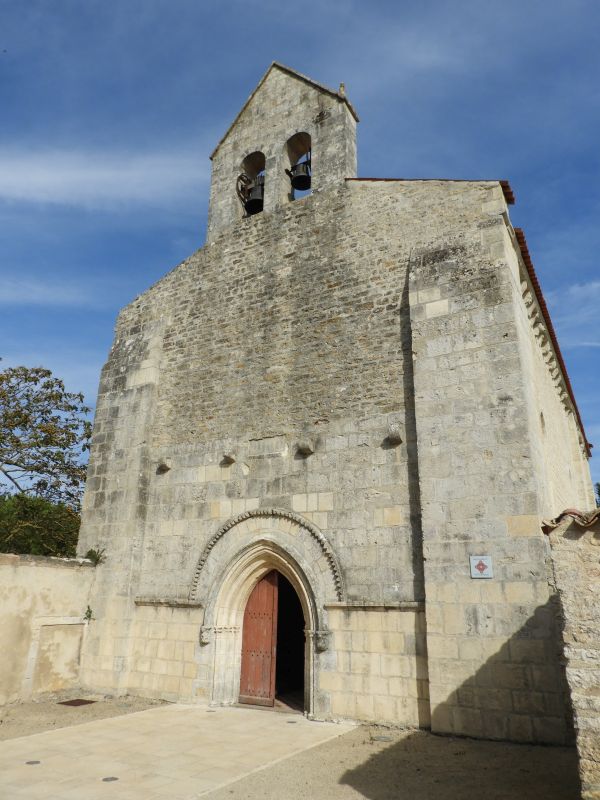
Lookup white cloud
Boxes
[547,281,600,348]
[0,149,209,210]
[0,277,97,307]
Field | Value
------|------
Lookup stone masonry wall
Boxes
[506,231,594,517]
[408,192,576,743]
[78,179,423,705]
[124,601,203,702]
[78,178,507,711]
[0,554,95,704]
[80,180,443,600]
[321,606,429,726]
[207,65,357,240]
[548,517,600,800]
[78,316,162,694]
[78,166,591,729]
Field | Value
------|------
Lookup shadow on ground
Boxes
[339,728,580,800]
[205,724,579,800]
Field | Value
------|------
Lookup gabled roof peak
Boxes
[210,62,359,160]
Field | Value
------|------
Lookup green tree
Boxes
[0,493,79,557]
[0,364,92,510]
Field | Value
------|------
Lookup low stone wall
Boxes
[0,554,95,705]
[546,512,600,799]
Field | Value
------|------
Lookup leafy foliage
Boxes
[84,547,106,565]
[0,493,79,557]
[0,365,92,510]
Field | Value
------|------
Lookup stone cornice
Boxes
[513,227,591,457]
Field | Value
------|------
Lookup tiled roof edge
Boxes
[542,507,600,533]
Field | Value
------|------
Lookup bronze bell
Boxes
[244,175,264,215]
[288,161,311,191]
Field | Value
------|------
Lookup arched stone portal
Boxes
[192,510,343,716]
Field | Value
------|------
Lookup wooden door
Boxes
[239,570,278,706]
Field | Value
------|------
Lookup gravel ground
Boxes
[0,693,163,740]
[0,698,580,799]
[206,723,581,800]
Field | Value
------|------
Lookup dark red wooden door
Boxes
[239,571,278,706]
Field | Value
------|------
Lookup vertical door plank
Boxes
[239,571,278,705]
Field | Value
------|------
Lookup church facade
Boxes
[76,63,594,743]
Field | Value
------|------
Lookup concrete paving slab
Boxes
[0,704,354,799]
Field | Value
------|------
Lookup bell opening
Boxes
[285,133,312,201]
[290,161,311,192]
[237,151,266,218]
[243,174,265,215]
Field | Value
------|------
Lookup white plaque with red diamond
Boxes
[469,555,493,579]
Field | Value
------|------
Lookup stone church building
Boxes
[74,63,594,742]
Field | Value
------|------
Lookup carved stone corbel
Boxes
[313,629,331,653]
[199,625,213,646]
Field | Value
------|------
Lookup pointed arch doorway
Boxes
[239,570,305,710]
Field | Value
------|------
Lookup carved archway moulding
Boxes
[189,507,344,601]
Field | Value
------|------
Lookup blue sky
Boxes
[1,0,598,487]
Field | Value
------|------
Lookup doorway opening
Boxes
[239,570,305,711]
[275,572,305,710]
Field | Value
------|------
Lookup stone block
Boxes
[452,707,483,738]
[373,694,398,723]
[532,716,566,745]
[183,662,197,679]
[508,714,533,742]
[291,494,307,512]
[506,515,541,537]
[424,299,449,319]
[427,636,459,660]
[331,692,356,718]
[508,639,546,663]
[318,492,335,511]
[317,670,339,692]
[504,581,535,604]
[355,693,375,720]
[430,703,454,734]
[391,674,415,703]
[442,604,465,635]
[157,640,175,660]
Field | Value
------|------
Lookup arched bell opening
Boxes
[285,132,312,201]
[237,151,266,216]
[204,541,318,715]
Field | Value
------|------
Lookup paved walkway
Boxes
[0,704,354,799]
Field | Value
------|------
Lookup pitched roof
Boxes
[210,62,359,160]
